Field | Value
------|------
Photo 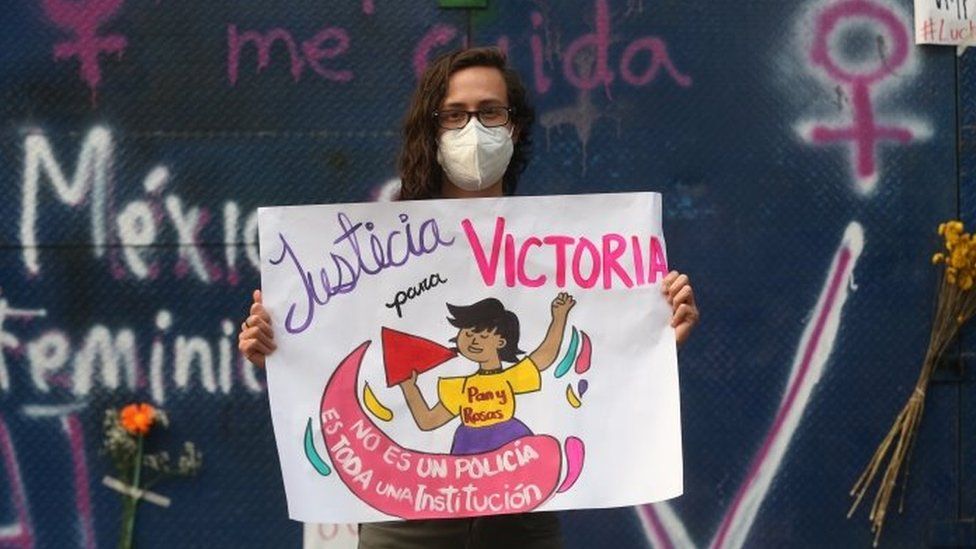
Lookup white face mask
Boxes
[436,119,514,192]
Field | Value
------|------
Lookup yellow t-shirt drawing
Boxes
[437,357,541,428]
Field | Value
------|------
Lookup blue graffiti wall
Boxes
[0,0,971,547]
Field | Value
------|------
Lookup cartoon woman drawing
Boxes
[398,293,575,455]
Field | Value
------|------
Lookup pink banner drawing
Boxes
[319,341,565,520]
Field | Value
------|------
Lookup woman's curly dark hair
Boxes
[397,47,535,200]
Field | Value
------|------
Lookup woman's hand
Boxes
[662,271,699,347]
[238,289,276,367]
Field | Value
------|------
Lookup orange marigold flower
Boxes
[120,403,156,436]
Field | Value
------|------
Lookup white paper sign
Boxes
[258,192,682,523]
[302,523,358,549]
[915,0,976,47]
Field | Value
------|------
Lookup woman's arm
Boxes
[528,292,575,371]
[399,372,454,431]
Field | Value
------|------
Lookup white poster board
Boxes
[302,523,358,549]
[258,192,682,523]
[915,0,976,48]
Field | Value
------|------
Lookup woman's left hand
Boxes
[662,270,699,347]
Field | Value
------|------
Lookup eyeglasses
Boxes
[433,106,513,130]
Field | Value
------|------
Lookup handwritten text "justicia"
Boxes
[271,212,454,334]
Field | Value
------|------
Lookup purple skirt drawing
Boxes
[450,418,533,455]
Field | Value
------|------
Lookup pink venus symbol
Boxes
[806,0,915,192]
[42,0,129,104]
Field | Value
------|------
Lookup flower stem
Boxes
[120,435,144,549]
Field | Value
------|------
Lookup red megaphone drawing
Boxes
[380,327,457,387]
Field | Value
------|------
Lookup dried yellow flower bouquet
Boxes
[848,221,976,545]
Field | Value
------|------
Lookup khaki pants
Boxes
[358,513,563,549]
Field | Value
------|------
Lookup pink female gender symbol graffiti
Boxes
[807,0,915,191]
[42,0,129,103]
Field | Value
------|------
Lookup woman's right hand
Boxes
[238,289,276,368]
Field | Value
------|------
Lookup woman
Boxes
[239,47,699,549]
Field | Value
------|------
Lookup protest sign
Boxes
[258,192,682,523]
[915,0,976,48]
